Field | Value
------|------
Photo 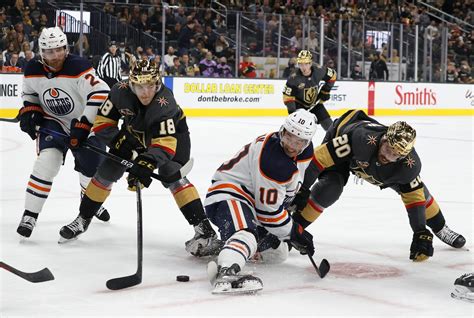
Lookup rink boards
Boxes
[1,73,472,117]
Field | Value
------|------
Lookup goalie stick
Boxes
[308,254,330,279]
[0,261,54,283]
[106,180,143,290]
[37,127,193,183]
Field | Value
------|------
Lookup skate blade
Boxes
[58,235,79,244]
[18,234,31,242]
[212,281,262,295]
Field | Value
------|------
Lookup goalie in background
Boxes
[451,273,474,303]
[204,110,318,294]
[59,58,222,258]
[291,109,465,262]
[282,50,337,131]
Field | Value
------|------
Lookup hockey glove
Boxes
[69,116,92,148]
[290,187,311,212]
[128,154,157,188]
[109,129,144,160]
[317,90,331,102]
[410,229,434,262]
[127,174,145,192]
[287,222,315,256]
[18,105,44,140]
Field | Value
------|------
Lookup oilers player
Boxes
[204,110,317,294]
[291,110,466,262]
[16,27,111,239]
[58,59,222,258]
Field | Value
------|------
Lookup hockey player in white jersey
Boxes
[16,27,111,238]
[204,110,318,294]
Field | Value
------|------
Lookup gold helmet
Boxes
[297,50,312,64]
[386,121,416,157]
[129,58,161,86]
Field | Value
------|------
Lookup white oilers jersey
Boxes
[22,54,109,133]
[205,132,314,238]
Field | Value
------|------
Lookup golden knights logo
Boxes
[42,88,74,116]
[304,86,318,105]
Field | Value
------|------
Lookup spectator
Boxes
[3,52,24,72]
[178,19,195,54]
[446,62,458,83]
[282,57,297,78]
[164,46,177,69]
[290,29,303,50]
[73,34,90,57]
[239,55,257,78]
[199,50,217,77]
[134,46,144,59]
[305,31,318,52]
[145,47,155,61]
[369,52,389,80]
[167,56,181,76]
[23,49,35,63]
[350,64,365,80]
[178,53,200,76]
[458,65,473,83]
[216,56,233,77]
[214,35,229,58]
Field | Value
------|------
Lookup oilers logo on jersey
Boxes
[42,88,74,116]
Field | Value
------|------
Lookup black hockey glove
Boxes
[128,154,157,188]
[290,187,311,212]
[287,222,315,256]
[109,129,144,160]
[69,116,92,148]
[317,90,331,102]
[410,229,434,262]
[127,174,145,192]
[18,105,44,140]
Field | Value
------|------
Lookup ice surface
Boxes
[1,116,473,317]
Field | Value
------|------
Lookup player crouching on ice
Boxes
[290,110,465,262]
[59,59,222,257]
[17,27,111,239]
[204,110,318,294]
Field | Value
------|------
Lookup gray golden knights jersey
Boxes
[282,65,336,110]
[22,54,110,133]
[91,81,187,167]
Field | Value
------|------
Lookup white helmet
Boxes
[281,109,317,141]
[39,27,68,57]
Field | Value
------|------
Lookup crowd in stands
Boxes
[0,0,472,83]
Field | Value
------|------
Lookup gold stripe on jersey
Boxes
[335,109,359,137]
[92,115,118,131]
[283,95,296,103]
[425,197,440,219]
[300,199,323,223]
[401,188,426,208]
[85,179,111,203]
[150,136,177,154]
[314,145,335,169]
[173,184,200,208]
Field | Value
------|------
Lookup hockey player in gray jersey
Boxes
[59,59,222,257]
[17,27,111,239]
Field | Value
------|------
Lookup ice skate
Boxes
[94,206,110,222]
[185,220,224,257]
[435,225,466,248]
[451,273,474,303]
[17,210,39,238]
[58,215,92,243]
[208,261,263,295]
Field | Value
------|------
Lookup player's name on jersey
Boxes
[183,83,274,94]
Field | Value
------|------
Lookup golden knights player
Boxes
[59,59,222,256]
[282,50,337,131]
[291,110,465,262]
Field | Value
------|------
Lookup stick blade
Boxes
[318,259,330,279]
[106,274,142,290]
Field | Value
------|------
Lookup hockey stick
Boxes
[0,117,19,123]
[37,127,193,183]
[0,261,54,283]
[106,180,143,290]
[308,254,330,279]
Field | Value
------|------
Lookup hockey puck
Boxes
[176,275,190,282]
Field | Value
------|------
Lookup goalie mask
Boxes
[280,110,317,156]
[385,121,416,157]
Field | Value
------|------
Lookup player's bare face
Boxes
[377,139,401,165]
[281,131,308,157]
[133,83,157,105]
[299,63,312,76]
[42,47,67,71]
